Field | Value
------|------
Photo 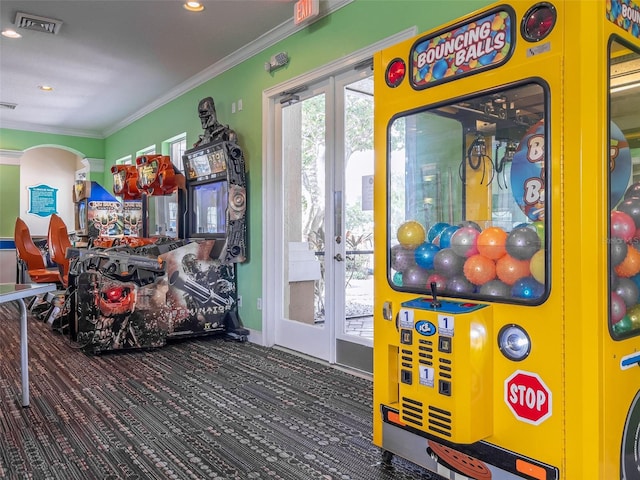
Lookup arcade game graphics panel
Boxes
[180,96,248,341]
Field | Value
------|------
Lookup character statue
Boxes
[193,97,238,147]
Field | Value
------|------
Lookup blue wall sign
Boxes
[28,184,58,217]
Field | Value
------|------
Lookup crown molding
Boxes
[0,121,103,139]
[3,0,354,140]
[0,149,22,165]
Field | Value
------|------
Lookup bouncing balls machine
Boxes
[372,1,640,480]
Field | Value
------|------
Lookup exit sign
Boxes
[294,0,319,25]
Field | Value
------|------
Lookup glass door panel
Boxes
[276,87,332,361]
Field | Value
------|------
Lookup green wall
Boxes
[0,128,104,158]
[0,0,490,331]
[0,164,21,236]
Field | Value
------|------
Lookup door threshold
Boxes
[272,345,372,380]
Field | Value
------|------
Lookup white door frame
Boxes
[261,28,417,352]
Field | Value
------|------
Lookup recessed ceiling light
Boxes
[38,85,54,92]
[183,1,204,12]
[1,29,22,38]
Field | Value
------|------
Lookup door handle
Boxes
[334,253,344,262]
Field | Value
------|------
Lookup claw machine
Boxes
[373,1,640,479]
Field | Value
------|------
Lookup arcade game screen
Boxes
[388,82,548,304]
[77,200,87,233]
[186,148,227,181]
[191,181,228,235]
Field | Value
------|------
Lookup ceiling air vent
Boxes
[0,102,18,110]
[15,12,63,35]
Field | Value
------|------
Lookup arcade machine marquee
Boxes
[373,1,640,479]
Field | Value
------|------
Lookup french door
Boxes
[261,29,415,371]
[269,68,374,369]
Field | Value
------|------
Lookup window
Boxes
[609,38,640,339]
[388,82,547,304]
[136,145,156,157]
[169,135,187,173]
[150,134,187,238]
[116,155,132,166]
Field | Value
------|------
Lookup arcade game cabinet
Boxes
[67,160,184,353]
[373,1,640,479]
[73,180,124,240]
[177,96,248,340]
[136,154,185,239]
[69,97,248,353]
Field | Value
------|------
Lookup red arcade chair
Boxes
[14,217,60,284]
[47,214,72,288]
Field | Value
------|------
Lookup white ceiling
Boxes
[0,0,337,139]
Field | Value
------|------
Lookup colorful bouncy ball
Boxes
[615,277,640,308]
[624,182,640,200]
[414,242,440,270]
[438,225,460,249]
[450,226,480,258]
[433,248,466,276]
[463,254,496,285]
[427,222,450,243]
[611,239,629,267]
[477,226,507,260]
[615,245,640,278]
[529,249,545,284]
[397,220,426,248]
[505,227,541,260]
[611,291,627,324]
[479,279,511,298]
[390,244,416,272]
[496,254,531,285]
[613,315,634,335]
[530,221,545,248]
[403,266,430,288]
[617,197,640,229]
[446,275,475,294]
[624,304,640,330]
[426,273,448,291]
[510,276,544,300]
[459,220,482,231]
[611,210,636,242]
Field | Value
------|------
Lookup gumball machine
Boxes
[372,2,640,479]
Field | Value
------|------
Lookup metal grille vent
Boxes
[0,102,17,110]
[401,397,424,427]
[15,12,63,35]
[427,405,452,437]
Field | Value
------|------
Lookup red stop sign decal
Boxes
[504,370,552,425]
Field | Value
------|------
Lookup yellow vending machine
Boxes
[372,1,640,479]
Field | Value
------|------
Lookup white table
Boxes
[0,283,57,407]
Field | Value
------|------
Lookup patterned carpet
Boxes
[0,302,443,480]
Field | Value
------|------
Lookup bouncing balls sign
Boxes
[410,9,513,89]
[511,120,631,221]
